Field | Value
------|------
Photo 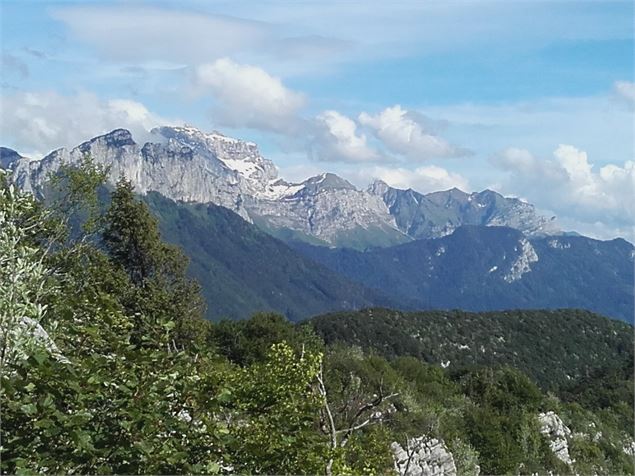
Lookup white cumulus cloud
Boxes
[193,58,306,134]
[358,105,469,160]
[355,164,470,193]
[614,80,635,107]
[494,144,635,240]
[310,110,383,162]
[0,91,174,157]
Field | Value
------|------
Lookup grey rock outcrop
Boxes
[538,411,573,465]
[503,238,539,283]
[5,127,409,248]
[9,127,258,220]
[391,437,458,476]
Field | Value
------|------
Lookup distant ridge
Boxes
[292,225,634,322]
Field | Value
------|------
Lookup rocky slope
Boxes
[369,179,559,239]
[538,411,573,465]
[391,437,459,476]
[8,127,259,220]
[4,126,561,249]
[247,173,409,248]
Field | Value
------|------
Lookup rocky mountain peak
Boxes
[300,172,356,195]
[153,125,278,189]
[427,187,470,206]
[372,182,560,240]
[367,179,391,196]
[79,128,136,151]
[0,147,24,169]
[154,125,258,158]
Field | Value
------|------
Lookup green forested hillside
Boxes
[291,226,634,322]
[2,164,633,475]
[308,308,633,391]
[144,192,395,321]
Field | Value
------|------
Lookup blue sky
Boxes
[1,0,633,240]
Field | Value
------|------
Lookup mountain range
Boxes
[4,126,560,249]
[2,126,633,322]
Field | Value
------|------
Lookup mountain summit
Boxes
[5,126,560,248]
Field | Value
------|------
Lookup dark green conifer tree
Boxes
[103,178,205,347]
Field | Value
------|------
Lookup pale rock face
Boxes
[155,126,278,196]
[548,239,572,249]
[538,411,573,465]
[367,178,392,197]
[504,238,539,283]
[391,437,458,476]
[246,173,403,244]
[9,127,254,220]
[7,127,405,245]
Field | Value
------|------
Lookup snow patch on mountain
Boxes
[218,157,259,177]
[258,179,305,200]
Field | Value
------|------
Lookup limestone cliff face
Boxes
[538,411,573,465]
[154,126,278,197]
[9,127,269,220]
[503,238,539,283]
[391,437,460,476]
[6,127,407,247]
[245,173,407,246]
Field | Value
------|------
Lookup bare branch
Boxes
[316,361,338,476]
[351,392,399,427]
